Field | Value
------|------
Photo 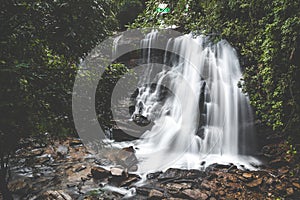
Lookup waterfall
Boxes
[113,30,260,173]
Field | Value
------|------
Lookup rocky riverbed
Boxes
[2,137,300,199]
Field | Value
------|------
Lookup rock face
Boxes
[8,138,300,200]
[134,163,300,199]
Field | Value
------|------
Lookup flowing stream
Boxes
[113,30,260,173]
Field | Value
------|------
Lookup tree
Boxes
[0,0,118,198]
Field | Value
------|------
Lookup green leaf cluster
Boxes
[0,0,119,158]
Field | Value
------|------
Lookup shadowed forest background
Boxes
[1,0,300,199]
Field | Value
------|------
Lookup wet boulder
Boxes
[286,187,294,196]
[136,186,155,196]
[147,171,162,180]
[69,138,82,147]
[108,170,141,187]
[110,167,125,176]
[158,168,205,181]
[246,177,263,188]
[115,146,138,170]
[56,145,68,158]
[182,189,208,200]
[149,189,164,199]
[119,174,141,187]
[38,190,72,200]
[292,182,300,189]
[242,172,253,179]
[91,166,110,179]
[166,183,192,192]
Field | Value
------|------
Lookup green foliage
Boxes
[0,0,118,137]
[96,63,133,131]
[0,1,119,187]
[131,0,300,137]
[285,138,298,155]
[117,0,145,30]
[287,144,297,155]
[0,2,124,197]
[0,0,145,196]
[0,0,117,62]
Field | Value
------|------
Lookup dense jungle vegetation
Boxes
[0,0,144,198]
[0,0,299,199]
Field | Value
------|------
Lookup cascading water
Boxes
[114,30,260,173]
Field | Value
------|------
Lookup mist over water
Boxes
[114,30,260,173]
